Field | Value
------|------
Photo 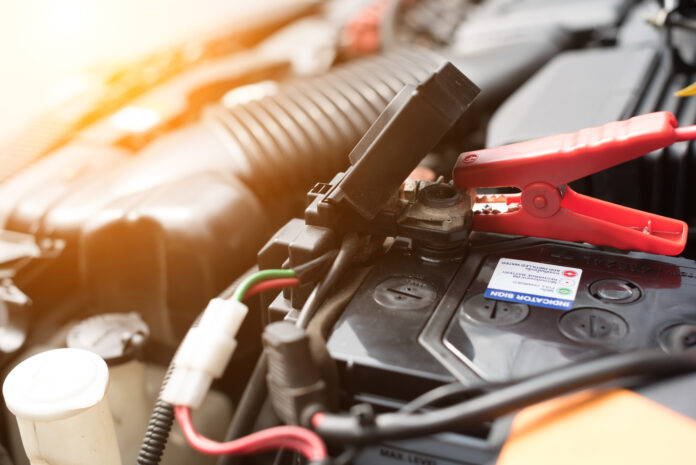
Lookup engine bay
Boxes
[1,1,696,464]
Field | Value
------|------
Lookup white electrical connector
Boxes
[162,298,248,408]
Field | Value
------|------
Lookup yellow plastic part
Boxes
[675,81,696,97]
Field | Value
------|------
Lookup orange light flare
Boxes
[0,0,282,143]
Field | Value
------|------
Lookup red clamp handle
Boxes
[472,186,687,255]
[453,112,693,255]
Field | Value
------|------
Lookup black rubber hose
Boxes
[315,350,696,444]
[136,363,175,465]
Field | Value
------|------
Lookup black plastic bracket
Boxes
[325,61,479,219]
[303,61,479,243]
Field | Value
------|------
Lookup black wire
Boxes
[397,370,666,415]
[220,243,349,450]
[293,249,339,282]
[217,354,269,465]
[296,234,361,329]
[397,382,493,415]
[314,350,696,444]
[332,446,360,465]
[218,235,361,465]
[670,15,696,30]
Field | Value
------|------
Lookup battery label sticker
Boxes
[485,258,582,310]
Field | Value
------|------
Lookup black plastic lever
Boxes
[325,61,479,219]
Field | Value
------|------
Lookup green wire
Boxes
[232,269,296,301]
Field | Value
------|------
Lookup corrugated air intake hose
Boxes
[204,48,444,202]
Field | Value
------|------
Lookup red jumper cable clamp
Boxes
[453,111,696,256]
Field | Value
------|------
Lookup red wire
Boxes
[175,406,327,461]
[240,277,300,300]
[675,125,696,142]
[181,278,319,459]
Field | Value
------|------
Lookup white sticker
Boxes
[485,258,582,311]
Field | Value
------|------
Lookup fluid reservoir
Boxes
[2,348,121,465]
[66,312,150,465]
[65,311,233,465]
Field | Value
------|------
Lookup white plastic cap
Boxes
[3,348,109,421]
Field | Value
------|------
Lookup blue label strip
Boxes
[484,288,575,310]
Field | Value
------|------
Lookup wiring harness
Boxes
[167,267,329,463]
[139,248,348,465]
